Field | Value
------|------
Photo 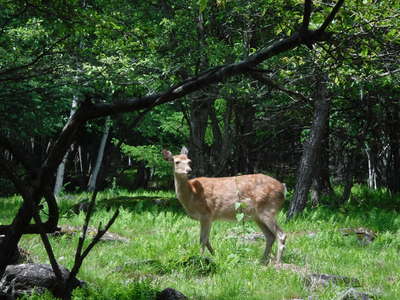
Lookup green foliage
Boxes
[119,144,171,179]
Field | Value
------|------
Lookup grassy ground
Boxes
[1,186,399,299]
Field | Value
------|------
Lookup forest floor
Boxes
[0,186,399,299]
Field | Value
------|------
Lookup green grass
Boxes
[1,187,400,299]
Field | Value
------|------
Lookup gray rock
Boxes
[242,232,265,241]
[0,263,83,299]
[337,288,375,300]
[225,231,265,241]
[305,273,360,289]
[156,288,187,300]
[340,228,376,245]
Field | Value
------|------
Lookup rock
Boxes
[241,232,265,241]
[0,236,31,265]
[290,231,319,238]
[274,263,309,276]
[0,263,84,299]
[156,288,187,300]
[305,273,360,289]
[337,288,375,300]
[51,225,130,243]
[225,231,265,241]
[99,231,130,243]
[71,200,91,214]
[340,228,376,245]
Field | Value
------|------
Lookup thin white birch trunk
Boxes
[87,117,111,192]
[366,146,377,190]
[54,95,78,197]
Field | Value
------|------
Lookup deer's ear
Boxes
[180,146,189,156]
[162,149,173,162]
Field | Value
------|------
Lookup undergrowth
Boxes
[1,186,399,299]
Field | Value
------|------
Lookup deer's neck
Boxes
[173,173,192,207]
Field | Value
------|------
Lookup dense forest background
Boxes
[2,0,399,199]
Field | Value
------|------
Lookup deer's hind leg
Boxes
[255,219,275,264]
[256,211,286,264]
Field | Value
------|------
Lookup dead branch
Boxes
[68,191,119,283]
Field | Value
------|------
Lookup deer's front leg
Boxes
[199,218,214,255]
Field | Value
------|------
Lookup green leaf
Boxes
[199,0,208,12]
[236,213,245,222]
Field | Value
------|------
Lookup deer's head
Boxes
[162,147,192,176]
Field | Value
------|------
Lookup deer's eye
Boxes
[175,161,180,165]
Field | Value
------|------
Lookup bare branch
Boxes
[249,71,311,103]
[302,0,313,30]
[79,209,119,263]
[68,190,119,284]
[317,0,345,33]
[0,36,69,77]
[378,68,400,77]
[0,189,60,234]
[32,208,63,283]
[73,190,98,263]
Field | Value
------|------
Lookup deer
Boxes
[162,147,287,264]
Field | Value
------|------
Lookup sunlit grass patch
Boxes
[1,187,400,299]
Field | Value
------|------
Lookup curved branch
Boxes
[0,189,59,234]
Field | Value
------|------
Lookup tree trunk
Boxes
[235,100,257,174]
[385,103,400,194]
[310,119,333,206]
[53,151,69,196]
[189,96,212,177]
[208,98,234,176]
[187,9,213,177]
[54,95,78,197]
[339,150,355,205]
[365,144,378,190]
[87,117,110,192]
[287,73,331,219]
[133,162,150,189]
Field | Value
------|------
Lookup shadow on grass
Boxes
[117,255,217,277]
[95,195,186,216]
